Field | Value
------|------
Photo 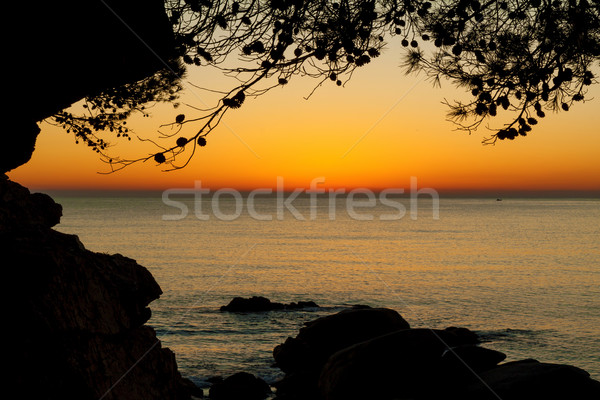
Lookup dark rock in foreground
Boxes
[272,307,600,400]
[274,306,410,374]
[220,296,319,312]
[209,372,271,400]
[2,176,191,399]
[181,378,205,398]
[272,306,410,399]
[462,359,600,400]
[318,327,504,400]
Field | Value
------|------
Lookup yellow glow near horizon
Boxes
[8,45,600,194]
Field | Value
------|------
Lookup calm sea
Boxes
[50,193,600,387]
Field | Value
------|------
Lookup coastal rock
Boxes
[208,372,271,400]
[272,371,320,400]
[285,300,320,309]
[461,359,600,400]
[439,344,507,374]
[181,378,205,398]
[2,178,190,399]
[4,0,184,397]
[318,327,498,400]
[220,296,319,312]
[272,306,410,399]
[274,306,410,373]
[444,326,481,344]
[0,173,62,230]
[221,296,284,312]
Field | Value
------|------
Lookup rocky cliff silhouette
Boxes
[1,176,195,399]
[2,1,194,398]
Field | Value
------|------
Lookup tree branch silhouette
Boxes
[48,0,599,171]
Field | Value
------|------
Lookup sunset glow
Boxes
[10,48,600,195]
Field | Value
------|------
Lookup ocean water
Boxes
[51,193,600,387]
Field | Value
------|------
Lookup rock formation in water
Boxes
[1,176,197,399]
[220,296,319,312]
[272,307,600,400]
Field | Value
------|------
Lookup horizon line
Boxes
[33,187,600,199]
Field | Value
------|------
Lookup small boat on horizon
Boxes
[496,198,502,201]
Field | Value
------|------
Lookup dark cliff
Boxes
[1,176,193,399]
[2,1,193,398]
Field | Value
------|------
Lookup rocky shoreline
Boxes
[2,176,195,399]
[3,178,599,400]
[205,302,600,400]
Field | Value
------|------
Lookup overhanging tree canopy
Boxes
[50,0,599,171]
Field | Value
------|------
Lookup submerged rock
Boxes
[208,372,271,400]
[220,296,319,312]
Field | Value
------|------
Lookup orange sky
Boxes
[9,45,600,195]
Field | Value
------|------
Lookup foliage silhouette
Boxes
[49,0,599,171]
